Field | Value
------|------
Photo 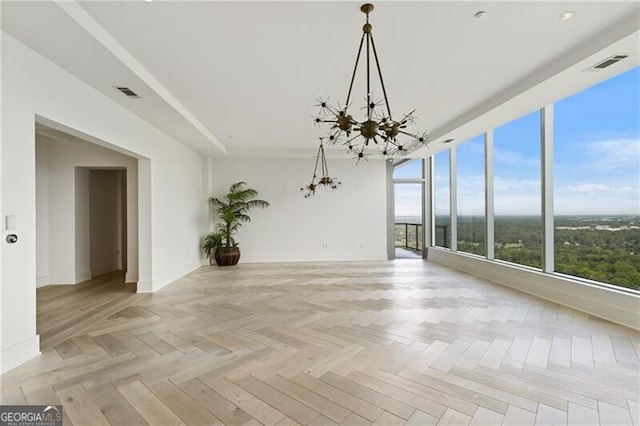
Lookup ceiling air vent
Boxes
[115,86,140,98]
[586,54,628,71]
[443,138,455,144]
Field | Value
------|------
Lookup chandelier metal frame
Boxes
[313,3,429,163]
[301,138,341,198]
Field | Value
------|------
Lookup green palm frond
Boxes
[206,182,270,250]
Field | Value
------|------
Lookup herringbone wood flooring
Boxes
[1,261,638,425]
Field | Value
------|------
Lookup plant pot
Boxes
[214,247,241,266]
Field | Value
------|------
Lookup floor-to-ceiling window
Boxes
[494,111,542,268]
[433,150,451,248]
[457,135,486,256]
[393,160,424,257]
[554,66,640,290]
[429,65,639,293]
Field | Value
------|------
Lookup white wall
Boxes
[89,170,120,277]
[1,33,204,373]
[0,3,6,378]
[75,168,91,282]
[35,142,50,286]
[210,157,388,262]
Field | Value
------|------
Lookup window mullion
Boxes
[450,146,457,252]
[485,130,495,260]
[542,105,555,273]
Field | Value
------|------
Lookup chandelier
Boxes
[301,138,341,197]
[313,3,429,162]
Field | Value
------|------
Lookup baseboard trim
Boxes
[200,252,387,266]
[125,271,139,283]
[36,275,49,288]
[136,280,154,293]
[76,269,92,283]
[48,274,78,285]
[151,260,202,292]
[1,334,40,374]
[90,263,118,278]
[136,260,202,293]
[240,252,387,263]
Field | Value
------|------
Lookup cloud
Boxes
[585,138,640,172]
[433,170,449,184]
[565,183,637,195]
[457,180,485,214]
[587,138,639,154]
[394,184,422,216]
[457,173,485,193]
[492,177,541,215]
[398,137,638,216]
[553,137,639,213]
[494,149,523,165]
[554,192,639,215]
[557,183,639,214]
[494,176,540,192]
[493,149,539,168]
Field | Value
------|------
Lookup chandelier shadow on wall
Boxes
[303,3,429,197]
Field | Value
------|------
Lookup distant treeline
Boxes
[426,215,639,290]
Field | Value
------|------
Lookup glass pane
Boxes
[433,150,451,248]
[394,224,406,247]
[554,66,640,291]
[394,183,422,252]
[494,111,542,269]
[393,159,423,179]
[457,135,486,256]
[407,225,417,250]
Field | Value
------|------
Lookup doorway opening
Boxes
[393,159,425,259]
[35,124,139,286]
[88,169,127,278]
[35,122,143,348]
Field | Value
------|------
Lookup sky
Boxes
[394,162,423,217]
[398,65,640,217]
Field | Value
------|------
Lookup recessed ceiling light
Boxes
[474,11,487,19]
[144,0,153,3]
[443,138,455,144]
[560,11,574,20]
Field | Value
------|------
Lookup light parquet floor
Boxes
[1,260,639,425]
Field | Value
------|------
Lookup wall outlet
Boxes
[322,243,328,248]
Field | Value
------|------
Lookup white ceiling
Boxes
[2,1,639,159]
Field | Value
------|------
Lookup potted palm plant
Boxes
[203,181,270,266]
